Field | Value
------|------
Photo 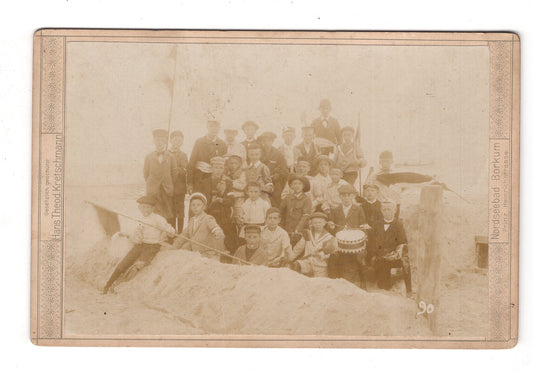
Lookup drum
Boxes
[335,229,367,254]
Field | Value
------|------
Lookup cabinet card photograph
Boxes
[31,30,519,348]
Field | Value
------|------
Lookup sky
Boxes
[65,41,489,195]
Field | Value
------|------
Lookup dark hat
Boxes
[170,130,183,139]
[310,211,328,220]
[243,225,262,234]
[338,184,357,195]
[282,126,295,135]
[227,154,244,163]
[152,129,168,138]
[288,174,311,193]
[379,150,393,160]
[242,121,259,130]
[258,131,277,141]
[363,183,379,190]
[136,195,157,206]
[340,126,355,134]
[315,154,332,167]
[189,192,208,205]
[319,99,332,109]
[266,207,281,217]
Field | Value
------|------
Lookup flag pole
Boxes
[166,45,178,151]
[357,112,362,196]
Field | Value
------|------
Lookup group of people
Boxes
[103,99,411,296]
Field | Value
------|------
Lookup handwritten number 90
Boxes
[417,301,434,316]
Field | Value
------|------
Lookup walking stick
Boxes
[86,201,254,266]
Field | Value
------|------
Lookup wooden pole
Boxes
[417,185,443,335]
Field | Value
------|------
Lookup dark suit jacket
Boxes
[329,204,367,234]
[169,149,188,195]
[311,116,342,145]
[360,199,383,228]
[188,135,227,188]
[367,219,407,258]
[143,151,177,196]
[261,146,289,184]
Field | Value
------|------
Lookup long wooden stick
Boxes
[86,200,254,266]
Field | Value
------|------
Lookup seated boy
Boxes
[233,225,269,265]
[288,212,336,278]
[324,167,350,210]
[281,157,313,200]
[261,207,291,267]
[240,181,271,226]
[169,192,226,260]
[279,174,312,236]
[103,195,175,294]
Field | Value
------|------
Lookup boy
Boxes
[280,157,313,200]
[261,207,291,267]
[143,129,177,223]
[225,154,247,197]
[324,167,350,210]
[367,201,411,294]
[327,184,370,286]
[367,150,401,216]
[310,155,333,212]
[233,225,269,265]
[311,99,342,155]
[170,192,226,260]
[240,181,271,226]
[332,126,366,185]
[289,212,336,278]
[294,126,320,175]
[168,130,188,233]
[189,120,227,194]
[279,174,312,235]
[259,131,289,207]
[241,120,260,152]
[278,126,296,172]
[245,143,274,198]
[224,128,247,161]
[358,183,383,228]
[103,195,175,294]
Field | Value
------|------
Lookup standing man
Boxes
[168,130,188,233]
[311,99,342,155]
[278,126,296,172]
[143,129,177,224]
[188,120,227,194]
[258,131,289,207]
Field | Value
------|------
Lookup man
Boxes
[143,129,177,223]
[224,128,247,161]
[367,201,412,294]
[168,130,188,233]
[188,120,227,194]
[294,126,320,175]
[367,150,401,217]
[258,131,289,207]
[332,126,367,185]
[357,183,383,228]
[311,99,342,155]
[278,126,296,172]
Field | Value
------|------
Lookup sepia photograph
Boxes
[31,30,519,347]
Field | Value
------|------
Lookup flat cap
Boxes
[243,225,262,234]
[242,121,259,130]
[189,192,208,205]
[136,195,157,206]
[338,184,357,195]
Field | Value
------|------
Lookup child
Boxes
[310,155,333,212]
[224,128,247,161]
[289,212,336,278]
[278,126,296,172]
[261,207,291,267]
[279,174,312,235]
[259,131,289,207]
[324,167,350,210]
[103,195,175,294]
[358,183,383,228]
[240,181,271,226]
[241,120,260,153]
[281,157,313,200]
[294,126,320,175]
[332,126,366,185]
[233,225,269,265]
[168,130,188,233]
[170,192,226,260]
[245,143,274,198]
[225,154,247,197]
[143,129,177,224]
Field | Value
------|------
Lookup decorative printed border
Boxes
[30,30,520,348]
